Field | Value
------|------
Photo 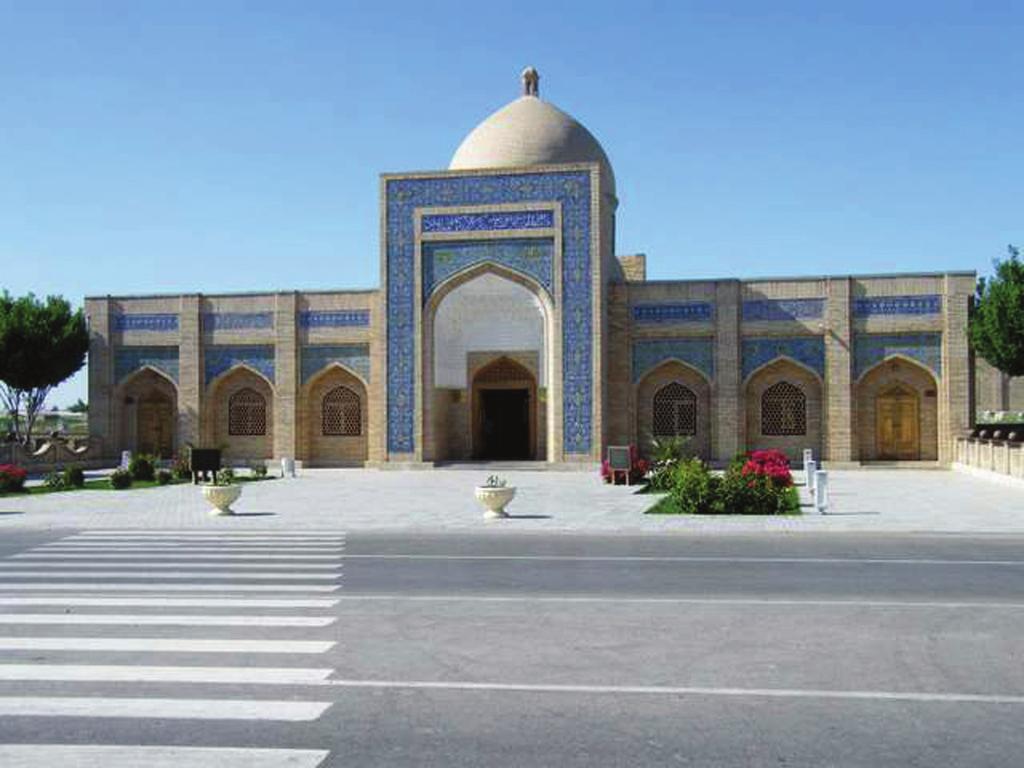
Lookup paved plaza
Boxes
[1,467,1024,533]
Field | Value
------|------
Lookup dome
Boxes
[449,68,616,198]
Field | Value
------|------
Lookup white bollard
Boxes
[814,469,829,513]
[805,459,816,491]
[120,450,132,470]
[802,449,813,469]
[280,457,296,478]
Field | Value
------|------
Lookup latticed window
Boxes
[652,382,697,436]
[322,386,361,436]
[476,358,532,384]
[761,381,806,436]
[228,388,266,436]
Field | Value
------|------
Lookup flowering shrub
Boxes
[0,464,28,493]
[601,445,651,485]
[741,450,793,488]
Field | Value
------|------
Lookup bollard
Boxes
[280,457,296,478]
[802,449,813,469]
[805,459,816,491]
[814,469,829,513]
[120,450,132,470]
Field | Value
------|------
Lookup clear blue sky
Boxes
[1,1,1021,406]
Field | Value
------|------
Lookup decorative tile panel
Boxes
[201,312,274,331]
[632,303,713,324]
[298,310,370,328]
[204,345,275,386]
[112,314,179,332]
[421,210,554,233]
[386,171,593,455]
[742,299,824,322]
[742,336,825,380]
[301,344,371,384]
[853,295,942,317]
[632,339,714,382]
[854,333,942,379]
[422,238,554,301]
[114,346,179,383]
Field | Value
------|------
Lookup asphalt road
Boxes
[0,528,1021,766]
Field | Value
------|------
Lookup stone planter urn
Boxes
[474,482,516,519]
[202,484,242,516]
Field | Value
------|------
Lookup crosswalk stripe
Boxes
[0,744,330,767]
[0,562,342,570]
[67,536,345,543]
[0,614,336,627]
[33,545,345,552]
[0,583,339,592]
[0,696,331,720]
[0,571,341,580]
[12,553,341,560]
[0,596,339,607]
[73,531,345,537]
[0,637,335,653]
[0,663,335,683]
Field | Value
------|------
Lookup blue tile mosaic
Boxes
[113,314,179,332]
[632,303,713,324]
[632,339,714,382]
[202,313,274,331]
[853,295,942,317]
[386,171,594,455]
[298,310,370,328]
[422,238,554,302]
[114,346,179,384]
[854,333,942,379]
[742,336,825,380]
[301,345,371,385]
[204,345,275,386]
[421,210,554,233]
[743,299,824,322]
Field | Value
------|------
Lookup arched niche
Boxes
[300,364,369,467]
[856,356,938,461]
[206,366,275,461]
[744,358,823,463]
[115,367,178,459]
[635,360,711,459]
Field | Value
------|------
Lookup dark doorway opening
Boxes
[478,388,531,460]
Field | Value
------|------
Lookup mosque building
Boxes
[85,68,978,468]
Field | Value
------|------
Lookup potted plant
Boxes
[201,467,242,516]
[474,474,516,519]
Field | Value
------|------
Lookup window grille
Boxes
[652,382,697,436]
[228,387,266,436]
[761,381,806,436]
[475,358,532,384]
[322,386,361,436]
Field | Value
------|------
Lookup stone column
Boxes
[84,298,113,458]
[713,281,742,462]
[940,275,974,464]
[824,277,854,463]
[273,292,299,461]
[177,295,202,448]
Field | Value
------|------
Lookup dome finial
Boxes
[521,66,539,97]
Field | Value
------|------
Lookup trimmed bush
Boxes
[250,462,268,479]
[128,454,156,482]
[0,464,28,493]
[670,458,717,515]
[109,469,133,490]
[171,451,192,481]
[156,469,173,486]
[43,471,66,490]
[63,466,86,488]
[215,467,235,486]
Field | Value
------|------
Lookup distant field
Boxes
[0,411,89,437]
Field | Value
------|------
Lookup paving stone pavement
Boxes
[1,468,1023,534]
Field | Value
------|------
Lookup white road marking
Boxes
[0,637,334,653]
[33,545,345,552]
[0,596,339,607]
[0,745,329,768]
[338,553,1024,566]
[0,570,340,580]
[74,530,345,537]
[0,562,342,570]
[66,536,345,543]
[321,678,1024,705]
[0,583,339,592]
[0,663,335,683]
[328,594,1024,610]
[12,553,341,561]
[0,696,331,720]
[0,614,336,627]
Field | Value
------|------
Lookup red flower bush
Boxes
[0,464,28,493]
[741,450,793,487]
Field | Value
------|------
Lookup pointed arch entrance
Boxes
[115,367,178,459]
[876,383,920,460]
[471,356,538,460]
[856,356,938,461]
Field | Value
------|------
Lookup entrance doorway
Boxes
[472,357,536,460]
[137,393,174,458]
[877,384,920,460]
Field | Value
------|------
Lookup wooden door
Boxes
[138,397,173,458]
[877,386,919,460]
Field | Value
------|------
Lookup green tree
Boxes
[67,398,89,414]
[0,293,89,445]
[971,246,1024,377]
